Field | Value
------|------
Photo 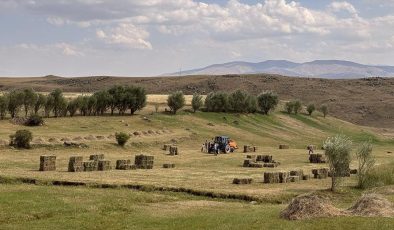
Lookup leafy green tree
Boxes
[246,95,258,113]
[323,135,352,191]
[293,100,302,114]
[44,95,55,117]
[167,91,185,114]
[307,104,315,116]
[257,91,279,115]
[7,90,24,118]
[76,96,89,116]
[229,90,249,113]
[67,99,79,117]
[191,94,203,112]
[285,101,294,114]
[87,96,97,116]
[356,141,375,189]
[204,92,229,112]
[34,93,47,115]
[0,95,8,119]
[320,105,328,118]
[93,90,110,115]
[49,89,65,117]
[22,88,38,117]
[124,86,147,115]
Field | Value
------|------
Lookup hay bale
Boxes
[116,160,135,170]
[246,155,257,160]
[89,154,105,161]
[39,155,56,171]
[249,162,263,168]
[83,161,96,171]
[350,169,358,174]
[233,178,253,184]
[280,194,342,220]
[169,146,179,155]
[347,194,394,217]
[264,172,280,183]
[309,154,326,163]
[279,144,289,149]
[98,160,112,171]
[290,169,304,177]
[302,175,310,180]
[68,156,83,172]
[243,145,256,153]
[256,155,273,163]
[263,163,277,168]
[312,168,329,179]
[279,171,290,183]
[135,155,154,169]
[289,176,300,182]
[162,144,171,151]
[163,163,175,168]
[243,159,252,167]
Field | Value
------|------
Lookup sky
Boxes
[0,0,394,77]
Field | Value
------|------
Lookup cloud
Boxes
[96,23,152,50]
[329,1,358,15]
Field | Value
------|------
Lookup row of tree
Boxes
[0,86,147,119]
[167,90,279,115]
[285,100,328,117]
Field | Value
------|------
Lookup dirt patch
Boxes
[348,194,394,217]
[280,194,343,220]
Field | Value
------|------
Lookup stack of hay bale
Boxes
[162,144,171,151]
[312,168,329,179]
[279,144,289,149]
[243,145,257,153]
[39,155,56,171]
[83,160,96,171]
[264,172,280,183]
[233,178,253,184]
[116,160,136,170]
[98,160,112,171]
[78,154,112,172]
[169,146,178,155]
[243,155,279,168]
[289,169,304,182]
[88,154,105,171]
[68,156,83,172]
[163,163,175,168]
[309,154,326,163]
[264,170,309,184]
[135,155,154,169]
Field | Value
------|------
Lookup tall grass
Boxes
[363,162,394,188]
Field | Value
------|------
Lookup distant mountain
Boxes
[168,60,394,78]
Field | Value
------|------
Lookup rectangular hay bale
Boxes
[68,156,83,172]
[39,155,56,171]
[263,172,280,184]
[233,178,253,184]
[98,160,112,171]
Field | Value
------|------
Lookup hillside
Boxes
[1,74,394,128]
[167,60,394,78]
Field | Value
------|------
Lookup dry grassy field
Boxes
[0,96,393,229]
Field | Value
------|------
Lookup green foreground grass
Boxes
[0,184,393,230]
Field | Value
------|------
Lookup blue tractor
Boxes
[208,136,237,154]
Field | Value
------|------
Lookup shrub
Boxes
[323,135,352,191]
[307,104,315,115]
[25,115,44,126]
[9,130,33,149]
[285,101,294,114]
[257,91,278,115]
[293,100,302,114]
[191,94,203,112]
[167,91,185,114]
[115,132,130,147]
[0,95,8,119]
[205,92,229,112]
[356,141,375,189]
[320,105,328,118]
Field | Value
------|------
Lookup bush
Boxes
[167,91,185,114]
[257,91,278,115]
[320,105,328,118]
[307,104,315,115]
[285,101,294,114]
[356,141,375,189]
[293,100,302,114]
[115,132,130,147]
[205,92,229,112]
[9,130,33,149]
[25,115,44,126]
[191,94,203,112]
[323,135,352,191]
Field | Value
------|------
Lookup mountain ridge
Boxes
[168,60,394,79]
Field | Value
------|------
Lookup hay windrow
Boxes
[347,193,394,217]
[280,194,343,220]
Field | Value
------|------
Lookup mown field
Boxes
[0,97,393,229]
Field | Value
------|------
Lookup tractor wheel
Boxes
[230,147,234,153]
[225,145,231,154]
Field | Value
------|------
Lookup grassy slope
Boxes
[0,110,393,229]
[0,184,393,230]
